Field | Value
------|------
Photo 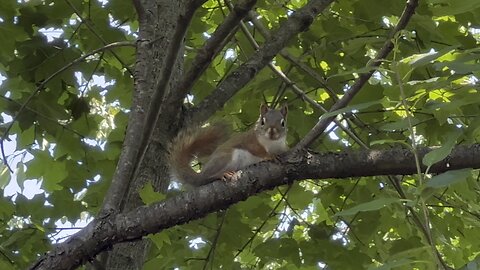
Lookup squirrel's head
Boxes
[255,103,288,140]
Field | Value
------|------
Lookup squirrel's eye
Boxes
[261,117,265,125]
[281,119,285,127]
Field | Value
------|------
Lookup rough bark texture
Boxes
[28,0,432,269]
[170,0,258,105]
[30,144,480,270]
[103,1,186,269]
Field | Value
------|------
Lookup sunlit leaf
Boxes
[422,130,462,167]
[139,182,166,205]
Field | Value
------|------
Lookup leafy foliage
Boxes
[0,0,479,269]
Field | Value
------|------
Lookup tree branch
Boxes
[232,11,368,148]
[247,10,337,101]
[295,0,419,150]
[100,1,206,213]
[30,143,480,270]
[189,0,335,124]
[168,0,257,106]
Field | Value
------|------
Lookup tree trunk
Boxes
[104,1,186,269]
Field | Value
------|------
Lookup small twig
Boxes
[392,41,448,269]
[0,140,12,173]
[65,0,134,76]
[433,195,480,219]
[387,175,449,269]
[80,52,105,96]
[234,186,291,258]
[202,211,226,270]
[0,248,14,265]
[0,95,86,138]
[247,10,337,100]
[294,0,419,150]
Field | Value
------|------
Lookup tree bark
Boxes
[29,144,480,270]
[103,0,186,269]
[28,0,434,269]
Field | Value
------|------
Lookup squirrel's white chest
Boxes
[228,149,263,171]
[258,136,288,155]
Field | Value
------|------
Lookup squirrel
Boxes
[168,104,288,186]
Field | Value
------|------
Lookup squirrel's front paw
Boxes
[222,170,242,182]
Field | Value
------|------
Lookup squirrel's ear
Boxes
[260,103,269,115]
[280,104,288,117]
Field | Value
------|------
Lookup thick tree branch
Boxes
[132,0,145,21]
[189,0,335,124]
[101,2,206,213]
[30,144,480,270]
[295,0,419,150]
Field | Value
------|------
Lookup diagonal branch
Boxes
[30,143,480,270]
[295,0,419,150]
[232,10,369,148]
[189,0,335,124]
[247,10,337,100]
[168,0,257,106]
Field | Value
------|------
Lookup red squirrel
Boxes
[169,104,288,186]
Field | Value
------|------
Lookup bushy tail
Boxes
[168,123,229,186]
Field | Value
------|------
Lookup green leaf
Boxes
[0,196,15,219]
[148,231,171,250]
[459,254,480,270]
[319,99,384,120]
[139,182,166,205]
[15,163,27,190]
[370,139,411,148]
[380,118,421,131]
[335,198,406,217]
[401,46,457,69]
[42,161,67,191]
[17,124,35,149]
[425,168,472,189]
[368,258,413,270]
[422,130,461,167]
[312,198,334,225]
[254,238,300,266]
[25,151,49,180]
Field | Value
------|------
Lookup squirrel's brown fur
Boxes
[168,123,230,186]
[169,104,288,186]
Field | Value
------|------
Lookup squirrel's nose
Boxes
[268,128,277,138]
